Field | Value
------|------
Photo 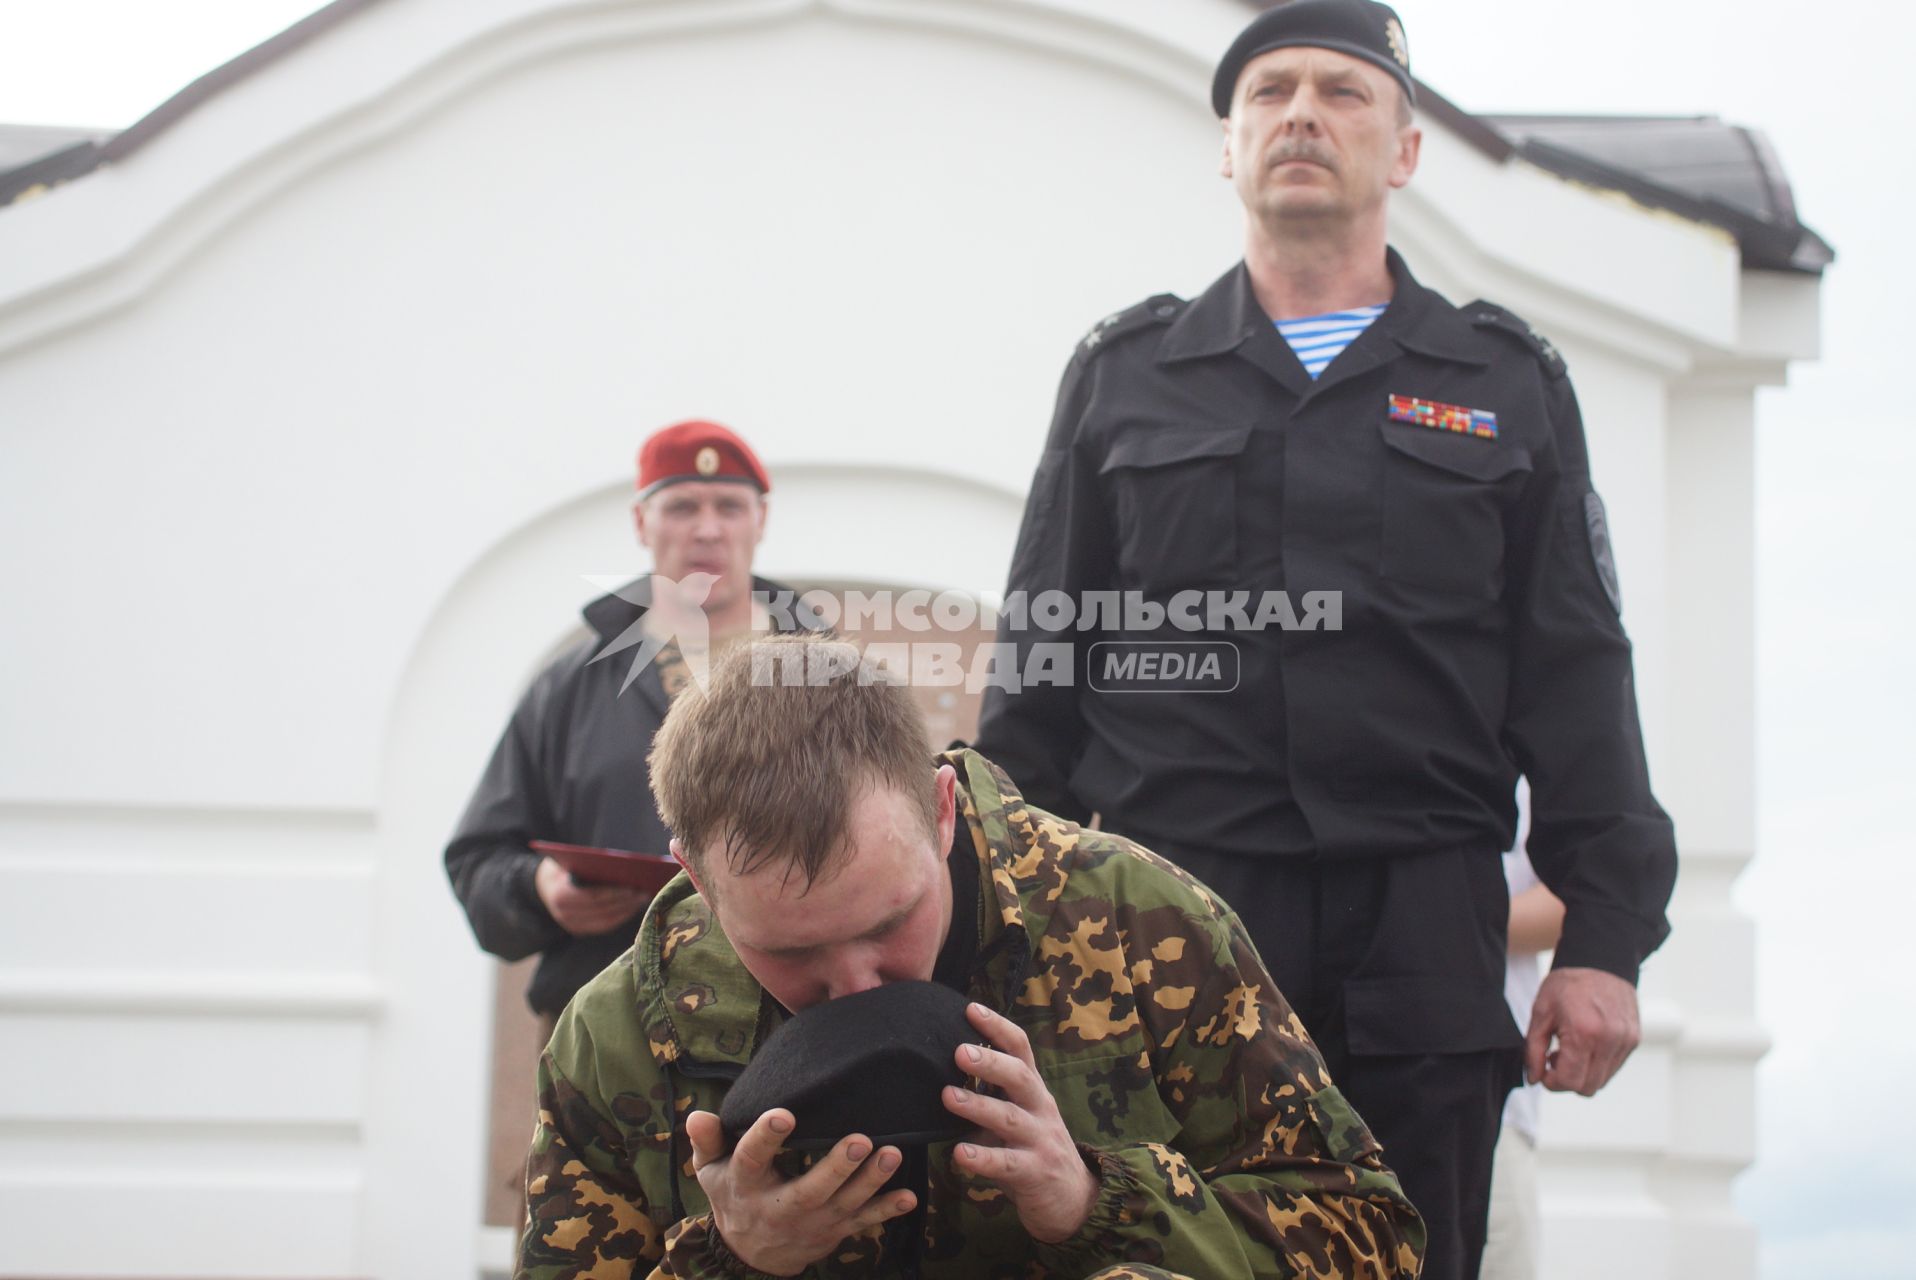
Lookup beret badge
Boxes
[1210,0,1415,116]
[637,419,771,497]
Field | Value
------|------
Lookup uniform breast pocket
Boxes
[1378,421,1532,599]
[1099,423,1253,599]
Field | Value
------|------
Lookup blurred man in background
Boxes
[446,419,798,1030]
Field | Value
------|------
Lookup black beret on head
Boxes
[720,981,977,1150]
[1212,0,1413,117]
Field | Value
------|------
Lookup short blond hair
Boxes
[649,635,938,890]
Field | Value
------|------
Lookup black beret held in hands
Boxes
[1212,0,1414,116]
[720,981,978,1150]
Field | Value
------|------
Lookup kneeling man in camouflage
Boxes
[517,635,1425,1279]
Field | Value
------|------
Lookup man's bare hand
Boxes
[533,856,649,936]
[943,1002,1100,1244]
[1527,966,1640,1096]
[684,1108,917,1276]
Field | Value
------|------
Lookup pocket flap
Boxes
[1380,420,1532,483]
[1100,423,1254,474]
[1305,1085,1383,1164]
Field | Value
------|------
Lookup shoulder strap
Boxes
[1465,300,1567,379]
[1078,293,1185,357]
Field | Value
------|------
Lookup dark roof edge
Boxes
[1426,107,1830,276]
[0,140,106,207]
[1512,135,1833,274]
[1487,111,1715,124]
[98,0,387,165]
[1411,79,1514,162]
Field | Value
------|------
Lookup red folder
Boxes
[530,840,681,895]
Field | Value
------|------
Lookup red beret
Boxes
[635,420,771,500]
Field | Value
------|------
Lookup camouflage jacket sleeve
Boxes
[518,1031,745,1280]
[1031,877,1427,1279]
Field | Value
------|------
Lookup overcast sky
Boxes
[4,2,1911,1276]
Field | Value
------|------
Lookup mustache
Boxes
[1266,140,1336,170]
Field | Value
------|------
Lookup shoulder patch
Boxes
[1079,293,1184,357]
[1465,300,1567,379]
[1583,491,1624,615]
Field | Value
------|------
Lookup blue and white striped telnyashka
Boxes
[1274,305,1386,379]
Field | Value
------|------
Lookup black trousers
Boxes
[1154,842,1525,1280]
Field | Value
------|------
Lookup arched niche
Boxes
[368,460,1023,1274]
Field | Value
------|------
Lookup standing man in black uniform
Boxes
[446,420,804,1031]
[973,3,1677,1276]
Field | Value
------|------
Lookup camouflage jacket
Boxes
[519,750,1425,1279]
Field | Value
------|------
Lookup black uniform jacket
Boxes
[975,251,1676,983]
[444,575,805,1015]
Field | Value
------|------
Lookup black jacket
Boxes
[974,252,1676,983]
[444,576,804,1015]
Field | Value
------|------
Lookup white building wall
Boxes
[0,1,1813,1276]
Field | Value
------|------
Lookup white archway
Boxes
[366,460,1022,1276]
